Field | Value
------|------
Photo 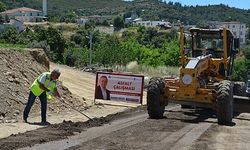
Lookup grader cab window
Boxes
[248,81,250,88]
[192,32,223,58]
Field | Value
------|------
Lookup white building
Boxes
[133,20,171,28]
[9,19,24,32]
[1,7,44,22]
[171,22,182,30]
[0,19,24,33]
[125,13,139,24]
[207,21,247,44]
[222,22,247,44]
[77,17,88,25]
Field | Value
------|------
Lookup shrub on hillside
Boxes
[27,40,51,52]
[232,58,248,82]
[0,26,19,44]
[63,47,89,67]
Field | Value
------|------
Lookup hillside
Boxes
[124,0,250,26]
[1,0,250,26]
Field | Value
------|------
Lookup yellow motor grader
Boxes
[147,27,248,125]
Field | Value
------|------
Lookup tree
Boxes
[63,47,88,67]
[113,16,124,30]
[0,2,6,12]
[71,28,100,48]
[95,34,122,65]
[46,26,67,62]
[34,26,67,63]
[232,58,248,81]
[161,39,180,66]
[4,14,9,23]
[0,15,4,23]
[1,26,19,44]
[64,11,77,23]
[248,30,250,40]
[101,20,109,26]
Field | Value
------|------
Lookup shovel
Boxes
[60,98,93,120]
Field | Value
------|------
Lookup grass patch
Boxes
[0,43,26,49]
[0,43,27,52]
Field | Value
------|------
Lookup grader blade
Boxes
[234,96,250,113]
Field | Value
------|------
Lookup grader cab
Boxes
[147,27,248,125]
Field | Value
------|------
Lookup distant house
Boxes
[133,20,171,28]
[207,21,247,44]
[125,13,139,24]
[0,7,44,22]
[0,19,24,33]
[171,22,182,30]
[132,18,142,23]
[223,22,246,44]
[77,17,88,25]
[9,19,24,32]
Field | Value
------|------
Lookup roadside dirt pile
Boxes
[0,106,146,150]
[0,48,87,123]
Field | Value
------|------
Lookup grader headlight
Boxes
[182,74,192,85]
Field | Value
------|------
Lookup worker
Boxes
[23,69,61,124]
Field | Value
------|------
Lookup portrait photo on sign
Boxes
[95,75,110,100]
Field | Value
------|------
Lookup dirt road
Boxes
[20,105,213,150]
[0,104,249,150]
[1,62,250,150]
[0,104,248,150]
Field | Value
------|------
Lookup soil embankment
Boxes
[0,48,86,123]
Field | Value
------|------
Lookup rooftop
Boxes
[1,7,41,14]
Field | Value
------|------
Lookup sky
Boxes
[164,0,250,9]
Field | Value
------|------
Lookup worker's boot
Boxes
[23,117,28,123]
[41,119,50,125]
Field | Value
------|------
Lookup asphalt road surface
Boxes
[1,104,250,150]
[18,105,216,150]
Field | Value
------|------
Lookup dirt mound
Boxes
[0,48,86,123]
[0,106,146,150]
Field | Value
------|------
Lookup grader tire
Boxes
[233,82,246,96]
[147,77,165,119]
[216,80,233,125]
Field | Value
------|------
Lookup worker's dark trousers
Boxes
[23,91,47,122]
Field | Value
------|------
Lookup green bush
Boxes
[232,58,248,82]
[27,40,50,52]
[0,26,19,44]
[63,47,88,67]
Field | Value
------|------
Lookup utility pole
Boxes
[89,32,93,67]
[43,0,48,17]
